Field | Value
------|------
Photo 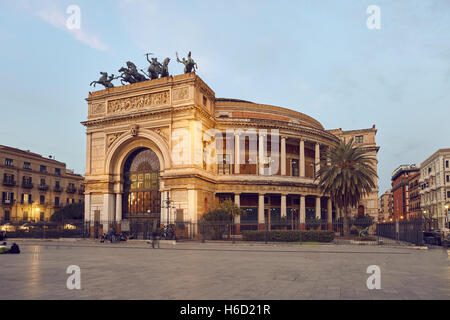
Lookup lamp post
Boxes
[162,192,176,227]
[445,204,449,228]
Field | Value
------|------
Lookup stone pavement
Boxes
[0,240,448,300]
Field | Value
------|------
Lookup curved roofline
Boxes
[215,98,324,130]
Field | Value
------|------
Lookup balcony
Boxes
[66,186,77,194]
[53,186,63,193]
[21,182,34,189]
[1,199,15,205]
[2,180,16,187]
[38,184,49,192]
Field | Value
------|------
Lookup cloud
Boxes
[15,1,109,51]
[36,6,108,51]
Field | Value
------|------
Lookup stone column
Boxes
[84,193,91,222]
[300,139,305,177]
[258,133,265,175]
[234,193,241,235]
[188,189,198,236]
[281,137,286,176]
[315,143,320,177]
[103,193,115,231]
[281,194,287,219]
[300,195,306,230]
[234,134,240,174]
[315,196,321,220]
[115,193,122,232]
[327,198,333,230]
[258,194,265,230]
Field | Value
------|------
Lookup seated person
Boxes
[8,243,20,254]
[0,242,8,254]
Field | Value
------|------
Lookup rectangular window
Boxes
[55,168,61,175]
[355,135,363,144]
[24,162,31,170]
[40,165,47,173]
[447,160,449,168]
[291,159,299,177]
[40,212,45,222]
[40,195,45,205]
[55,181,60,188]
[448,191,450,198]
[4,210,10,221]
[5,158,14,167]
[40,178,46,186]
[2,192,14,204]
[447,175,450,183]
[23,211,28,221]
[55,197,59,206]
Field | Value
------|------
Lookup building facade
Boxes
[0,145,84,223]
[420,149,450,228]
[391,164,420,221]
[407,171,421,220]
[82,73,379,237]
[328,127,379,220]
[378,189,393,222]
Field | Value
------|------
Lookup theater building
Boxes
[82,73,379,237]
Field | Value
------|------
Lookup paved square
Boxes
[0,240,449,300]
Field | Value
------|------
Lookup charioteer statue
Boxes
[89,50,195,88]
[141,53,171,80]
[176,51,198,74]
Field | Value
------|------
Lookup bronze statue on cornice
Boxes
[176,51,198,74]
[90,51,191,88]
[90,72,118,88]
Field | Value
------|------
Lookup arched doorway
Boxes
[123,148,161,237]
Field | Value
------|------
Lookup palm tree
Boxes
[316,138,377,235]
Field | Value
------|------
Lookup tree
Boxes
[50,203,84,222]
[200,200,245,240]
[200,199,245,223]
[316,138,377,235]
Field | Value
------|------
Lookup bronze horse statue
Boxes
[90,72,117,88]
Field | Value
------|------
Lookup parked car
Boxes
[423,230,443,246]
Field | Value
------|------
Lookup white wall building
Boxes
[419,148,450,228]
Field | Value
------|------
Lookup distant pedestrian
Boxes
[109,228,115,243]
[151,231,159,249]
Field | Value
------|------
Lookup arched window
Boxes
[123,148,161,218]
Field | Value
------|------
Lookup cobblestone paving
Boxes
[0,240,449,300]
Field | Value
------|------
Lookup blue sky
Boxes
[1,0,449,194]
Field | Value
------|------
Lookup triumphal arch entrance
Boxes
[83,72,216,238]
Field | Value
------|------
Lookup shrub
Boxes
[50,203,84,222]
[241,230,335,242]
[351,215,374,229]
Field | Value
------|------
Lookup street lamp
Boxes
[162,193,176,227]
[445,204,449,228]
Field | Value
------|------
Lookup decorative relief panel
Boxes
[172,87,190,101]
[107,91,170,114]
[91,194,103,204]
[152,127,169,142]
[90,102,106,115]
[91,138,105,174]
[107,133,122,148]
